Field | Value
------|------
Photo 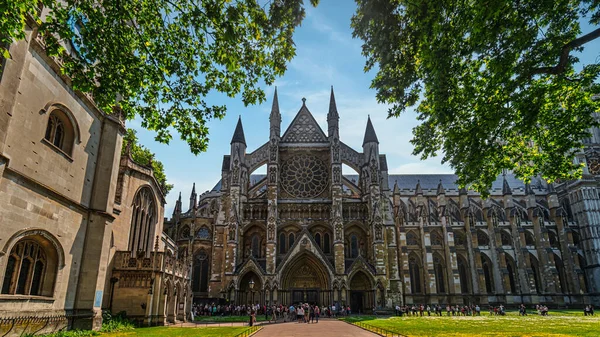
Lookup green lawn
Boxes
[194,315,267,322]
[103,326,253,337]
[341,312,600,336]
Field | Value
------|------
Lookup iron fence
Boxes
[348,320,407,337]
[233,325,261,337]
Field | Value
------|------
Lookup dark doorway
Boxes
[350,291,364,313]
[291,288,319,304]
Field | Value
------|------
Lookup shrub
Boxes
[100,311,135,333]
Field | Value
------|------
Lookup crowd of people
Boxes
[394,304,483,316]
[193,301,595,322]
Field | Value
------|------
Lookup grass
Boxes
[341,311,600,336]
[194,315,267,322]
[102,326,251,337]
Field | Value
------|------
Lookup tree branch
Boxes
[531,27,600,76]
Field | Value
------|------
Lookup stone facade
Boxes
[167,89,600,312]
[0,11,189,336]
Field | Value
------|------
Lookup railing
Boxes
[347,320,407,337]
[233,325,261,337]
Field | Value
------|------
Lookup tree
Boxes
[1,0,318,154]
[352,0,600,195]
[122,128,173,195]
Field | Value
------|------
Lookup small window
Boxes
[44,110,74,155]
[315,233,321,248]
[279,233,286,254]
[323,233,330,254]
[288,233,295,249]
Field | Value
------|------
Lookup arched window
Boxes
[431,232,443,246]
[505,255,517,293]
[180,226,190,239]
[554,254,568,293]
[434,256,446,293]
[409,257,422,294]
[501,231,512,246]
[128,187,156,255]
[525,231,536,247]
[279,233,286,254]
[288,233,295,249]
[477,230,490,247]
[406,231,419,246]
[44,110,75,155]
[251,234,260,258]
[481,254,494,293]
[548,232,559,249]
[2,239,57,296]
[323,233,330,254]
[315,233,321,248]
[350,235,359,258]
[457,257,470,294]
[192,250,209,293]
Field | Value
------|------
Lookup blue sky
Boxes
[130,2,600,216]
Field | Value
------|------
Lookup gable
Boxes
[281,105,328,143]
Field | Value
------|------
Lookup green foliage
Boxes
[123,128,173,195]
[100,311,135,333]
[352,0,600,195]
[102,326,250,337]
[1,0,318,154]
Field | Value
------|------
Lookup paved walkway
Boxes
[253,319,378,337]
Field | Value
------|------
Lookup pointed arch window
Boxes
[323,233,330,254]
[44,110,75,155]
[192,250,209,292]
[2,240,53,296]
[288,233,295,249]
[251,234,261,258]
[315,233,321,248]
[350,235,359,258]
[279,233,286,254]
[457,257,470,294]
[434,256,446,293]
[128,187,156,255]
[409,257,422,294]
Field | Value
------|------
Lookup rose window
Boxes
[281,154,328,198]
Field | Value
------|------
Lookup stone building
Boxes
[166,88,600,311]
[0,8,189,336]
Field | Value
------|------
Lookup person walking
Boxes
[315,305,320,323]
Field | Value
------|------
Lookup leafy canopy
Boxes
[1,0,317,154]
[122,129,173,195]
[352,0,600,195]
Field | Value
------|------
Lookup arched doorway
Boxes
[238,271,263,305]
[280,253,331,306]
[349,271,373,314]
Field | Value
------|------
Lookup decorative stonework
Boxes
[280,154,328,198]
[282,113,327,143]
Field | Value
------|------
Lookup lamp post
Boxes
[249,278,255,305]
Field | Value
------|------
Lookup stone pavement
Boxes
[253,319,378,337]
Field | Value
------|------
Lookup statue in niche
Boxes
[269,166,277,184]
[232,159,240,184]
[370,158,378,183]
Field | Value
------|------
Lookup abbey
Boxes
[167,89,600,311]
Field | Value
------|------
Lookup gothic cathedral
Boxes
[166,88,600,311]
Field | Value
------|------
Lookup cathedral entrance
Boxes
[350,271,374,314]
[280,253,331,306]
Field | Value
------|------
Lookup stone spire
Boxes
[189,183,197,211]
[502,175,512,195]
[437,179,445,195]
[362,116,379,146]
[525,182,535,195]
[393,180,400,194]
[327,86,339,137]
[415,180,423,195]
[231,116,246,145]
[270,87,281,136]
